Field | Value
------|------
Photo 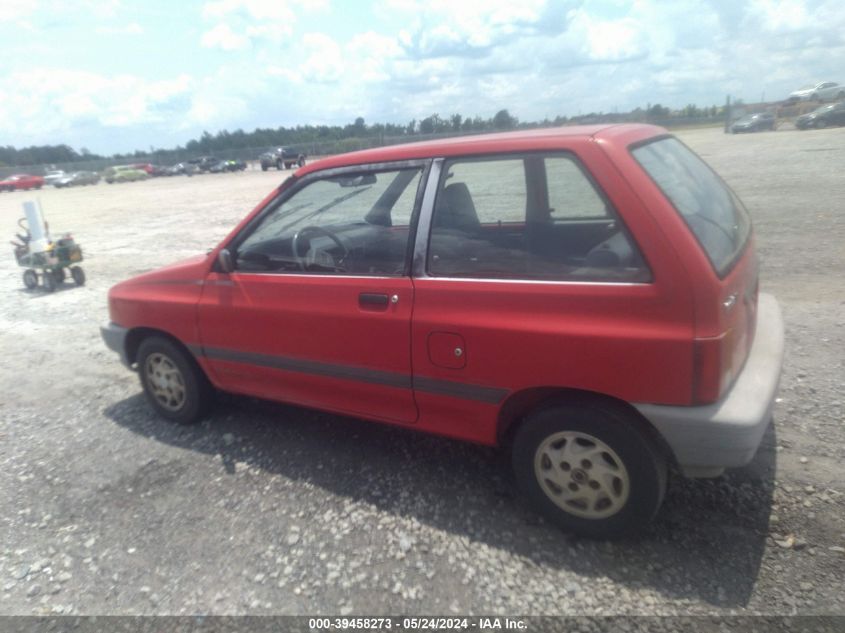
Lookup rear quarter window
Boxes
[631,137,751,277]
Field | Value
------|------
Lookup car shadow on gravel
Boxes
[105,393,776,608]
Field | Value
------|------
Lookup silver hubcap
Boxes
[534,431,630,519]
[144,353,186,412]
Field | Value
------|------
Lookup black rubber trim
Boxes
[413,376,508,404]
[203,346,412,390]
[197,345,508,404]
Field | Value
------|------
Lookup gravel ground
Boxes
[0,127,843,617]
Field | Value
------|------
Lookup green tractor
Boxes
[11,204,85,292]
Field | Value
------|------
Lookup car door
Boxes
[409,148,694,445]
[197,162,427,424]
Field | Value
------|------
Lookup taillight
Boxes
[692,334,733,405]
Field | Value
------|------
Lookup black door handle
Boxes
[359,293,389,307]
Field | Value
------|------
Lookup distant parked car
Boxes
[54,171,100,187]
[795,101,845,129]
[132,163,162,176]
[0,174,44,191]
[210,159,248,173]
[788,82,845,102]
[162,163,197,176]
[259,147,306,171]
[103,166,148,184]
[731,112,776,133]
[44,170,67,186]
[188,156,221,172]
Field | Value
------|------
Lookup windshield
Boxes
[632,137,751,277]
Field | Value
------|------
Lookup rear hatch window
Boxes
[631,137,751,277]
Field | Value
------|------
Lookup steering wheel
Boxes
[291,225,348,271]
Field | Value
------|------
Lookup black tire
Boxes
[52,268,65,285]
[511,401,667,539]
[71,266,85,286]
[43,272,56,292]
[23,269,38,290]
[137,336,213,424]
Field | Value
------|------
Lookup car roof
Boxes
[297,124,666,176]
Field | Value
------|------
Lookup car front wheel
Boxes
[137,336,213,424]
[512,401,667,539]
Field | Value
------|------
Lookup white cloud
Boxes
[201,0,298,49]
[0,0,34,22]
[569,12,644,61]
[299,33,345,82]
[381,0,549,58]
[203,0,296,22]
[750,0,811,32]
[202,23,250,50]
[0,68,194,139]
[96,22,144,35]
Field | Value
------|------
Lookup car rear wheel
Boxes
[137,336,213,424]
[512,401,667,539]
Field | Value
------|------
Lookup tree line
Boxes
[0,105,726,168]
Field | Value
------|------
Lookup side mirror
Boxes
[218,248,234,273]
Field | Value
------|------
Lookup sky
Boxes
[1,0,844,155]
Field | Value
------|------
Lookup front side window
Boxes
[631,137,751,277]
[427,154,650,282]
[234,166,423,275]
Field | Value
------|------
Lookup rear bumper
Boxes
[634,293,784,477]
[101,322,132,368]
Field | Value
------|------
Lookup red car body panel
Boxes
[197,272,418,424]
[108,255,209,350]
[105,124,767,449]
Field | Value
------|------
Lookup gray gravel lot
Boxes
[0,127,843,617]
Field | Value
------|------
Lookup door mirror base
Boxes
[218,248,234,273]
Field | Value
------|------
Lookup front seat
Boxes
[434,182,481,233]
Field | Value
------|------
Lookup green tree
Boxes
[493,109,516,130]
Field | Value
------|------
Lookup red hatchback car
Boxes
[0,174,44,191]
[102,125,784,537]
